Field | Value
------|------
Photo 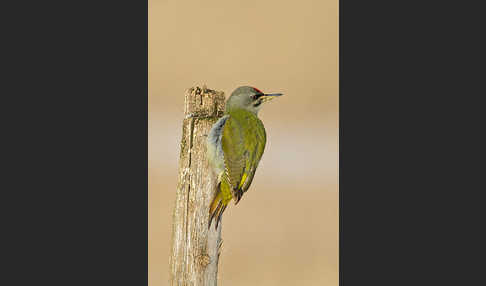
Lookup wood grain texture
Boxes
[169,86,226,286]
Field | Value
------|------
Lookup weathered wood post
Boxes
[169,86,226,286]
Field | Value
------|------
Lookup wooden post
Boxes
[169,86,226,286]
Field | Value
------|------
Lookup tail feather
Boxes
[215,203,227,229]
[208,199,222,229]
[208,183,229,230]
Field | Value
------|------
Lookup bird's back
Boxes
[221,108,266,202]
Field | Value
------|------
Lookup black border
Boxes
[7,1,149,284]
[340,1,482,285]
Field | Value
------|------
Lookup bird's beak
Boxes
[261,93,283,103]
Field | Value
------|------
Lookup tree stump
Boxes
[169,86,226,286]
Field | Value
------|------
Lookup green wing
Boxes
[221,110,266,203]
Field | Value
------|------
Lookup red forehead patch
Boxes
[252,87,263,94]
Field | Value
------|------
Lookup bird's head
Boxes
[225,86,283,114]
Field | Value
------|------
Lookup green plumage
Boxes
[208,109,266,228]
[221,108,266,203]
[207,86,281,229]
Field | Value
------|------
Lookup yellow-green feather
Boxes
[222,109,266,202]
[208,108,266,229]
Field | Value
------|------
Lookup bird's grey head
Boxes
[225,86,282,114]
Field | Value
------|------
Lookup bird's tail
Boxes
[208,182,230,230]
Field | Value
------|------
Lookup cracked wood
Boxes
[169,86,226,286]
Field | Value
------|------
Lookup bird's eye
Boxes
[252,93,263,100]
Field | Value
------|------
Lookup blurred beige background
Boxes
[149,0,338,285]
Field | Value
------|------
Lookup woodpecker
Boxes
[206,86,282,229]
